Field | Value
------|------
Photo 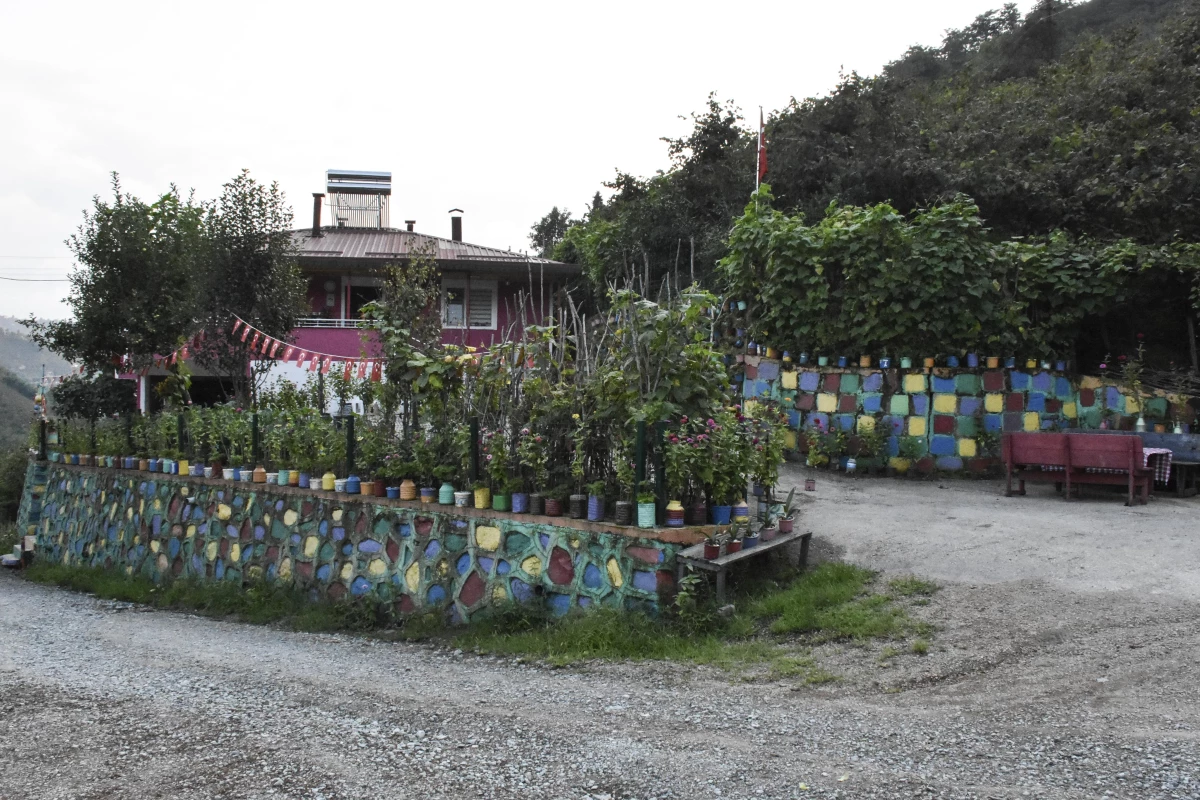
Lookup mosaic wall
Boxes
[742,357,1179,472]
[26,463,685,621]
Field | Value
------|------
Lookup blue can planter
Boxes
[879,357,891,369]
[298,473,310,489]
[420,487,437,503]
[710,505,732,525]
[345,475,361,494]
[836,356,848,368]
[966,353,979,368]
[511,492,529,513]
[385,486,400,499]
[798,352,809,365]
[743,534,760,549]
[1055,360,1066,371]
[947,355,960,368]
[1005,357,1016,368]
[148,459,159,472]
[587,495,605,522]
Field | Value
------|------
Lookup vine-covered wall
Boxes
[25,463,693,620]
[742,357,1183,472]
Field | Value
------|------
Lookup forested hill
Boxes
[544,0,1200,290]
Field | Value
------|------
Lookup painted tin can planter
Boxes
[922,357,935,369]
[492,493,511,512]
[568,493,587,519]
[420,487,437,504]
[798,352,809,365]
[334,478,347,492]
[386,486,400,499]
[359,481,375,497]
[298,473,310,489]
[177,459,189,476]
[474,487,491,509]
[946,355,960,368]
[614,500,633,526]
[817,356,829,367]
[399,479,417,500]
[966,353,979,368]
[804,478,816,491]
[203,467,214,479]
[277,469,290,486]
[836,356,848,368]
[453,490,471,508]
[986,356,1000,369]
[686,501,707,526]
[878,357,891,369]
[439,482,455,505]
[253,466,267,483]
[710,505,732,525]
[899,357,912,369]
[543,498,563,517]
[140,459,150,472]
[587,495,605,522]
[222,468,235,480]
[636,502,656,528]
[289,469,301,486]
[344,475,361,494]
[322,472,336,491]
[665,499,685,527]
[1005,357,1016,368]
[764,346,779,359]
[858,355,871,368]
[511,492,529,513]
[1055,360,1067,372]
[732,500,750,520]
[528,493,545,515]
[375,479,388,497]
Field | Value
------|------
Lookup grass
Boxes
[24,559,939,680]
[889,575,940,597]
[0,523,18,556]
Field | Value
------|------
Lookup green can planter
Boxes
[492,493,511,512]
[637,502,656,528]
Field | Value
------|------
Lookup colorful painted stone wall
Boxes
[25,463,693,621]
[742,357,1180,472]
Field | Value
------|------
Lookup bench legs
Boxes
[715,569,726,605]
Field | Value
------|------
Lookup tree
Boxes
[24,174,204,371]
[529,206,574,257]
[190,170,307,406]
[51,373,137,451]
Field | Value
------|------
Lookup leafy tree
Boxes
[51,373,136,452]
[529,207,575,257]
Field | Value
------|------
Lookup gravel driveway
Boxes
[2,469,1198,799]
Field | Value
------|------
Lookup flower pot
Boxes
[544,498,563,517]
[385,486,400,499]
[836,356,848,368]
[804,478,816,491]
[946,356,959,368]
[1005,357,1016,368]
[743,533,760,549]
[922,357,935,369]
[1040,360,1051,370]
[474,487,491,509]
[492,493,511,512]
[899,357,912,369]
[277,469,291,486]
[966,353,979,368]
[817,356,829,367]
[438,482,454,504]
[760,525,777,542]
[345,475,361,494]
[1055,360,1067,372]
[665,499,684,528]
[322,471,336,491]
[686,501,708,526]
[726,539,743,554]
[1025,358,1038,369]
[512,492,529,513]
[528,493,545,515]
[764,346,779,359]
[1155,423,1166,433]
[637,502,656,528]
[986,356,1000,369]
[751,482,766,497]
[289,469,300,487]
[204,467,214,479]
[241,469,253,483]
[782,351,792,363]
[732,500,750,520]
[859,355,871,368]
[420,487,437,504]
[587,495,605,521]
[614,500,634,526]
[266,472,278,485]
[878,357,891,369]
[253,465,267,483]
[453,490,471,508]
[398,479,416,501]
[569,493,587,519]
[298,473,310,489]
[334,478,347,493]
[798,352,809,365]
[710,505,732,525]
[359,480,375,496]
[778,515,795,534]
[703,541,721,560]
[178,459,189,476]
[222,468,234,480]
[139,458,149,472]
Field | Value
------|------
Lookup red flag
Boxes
[308,355,320,372]
[180,346,188,361]
[757,108,767,184]
[269,340,282,358]
[260,335,273,355]
[231,319,242,337]
[343,361,354,381]
[370,361,382,382]
[294,349,307,365]
[321,358,331,375]
[357,360,369,379]
[283,346,295,362]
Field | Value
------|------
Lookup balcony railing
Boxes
[295,317,371,329]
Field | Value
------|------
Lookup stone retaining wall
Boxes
[25,463,701,621]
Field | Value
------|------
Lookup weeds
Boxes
[910,638,930,655]
[0,523,21,556]
[889,576,939,597]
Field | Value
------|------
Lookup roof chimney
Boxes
[449,208,463,242]
[405,220,416,232]
[311,193,325,238]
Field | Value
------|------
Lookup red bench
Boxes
[1003,432,1152,506]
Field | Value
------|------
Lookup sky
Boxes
[0,0,1029,321]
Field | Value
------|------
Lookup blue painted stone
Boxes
[583,563,603,589]
[1011,371,1031,391]
[935,456,964,471]
[933,376,956,393]
[253,524,264,539]
[806,412,829,430]
[930,435,956,456]
[743,379,760,399]
[167,538,180,558]
[275,499,284,511]
[863,394,883,414]
[316,564,331,581]
[863,372,883,392]
[192,554,203,572]
[788,409,801,428]
[887,436,900,457]
[192,506,205,520]
[267,563,277,580]
[451,519,468,529]
[226,524,238,538]
[351,577,372,596]
[632,571,657,592]
[959,397,982,416]
[984,414,1003,432]
[319,520,329,535]
[538,533,550,549]
[579,596,592,608]
[217,490,225,500]
[497,560,510,575]
[547,593,572,616]
[1055,377,1072,398]
[509,579,532,603]
[478,557,494,572]
[359,539,382,554]
[1041,419,1058,430]
[1032,372,1052,392]
[799,372,820,392]
[291,533,301,544]
[215,559,225,580]
[423,584,446,603]
[396,523,411,537]
[456,553,471,575]
[757,361,780,380]
[1105,386,1122,410]
[1027,393,1046,413]
[332,527,345,541]
[107,525,117,541]
[424,540,441,559]
[836,414,855,431]
[233,496,244,508]
[197,523,207,536]
[886,416,904,435]
[449,605,462,625]
[912,395,929,416]
[1003,413,1023,432]
[152,515,162,536]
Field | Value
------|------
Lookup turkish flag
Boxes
[357,360,369,379]
[370,361,382,382]
[249,332,260,350]
[283,346,294,362]
[269,340,282,358]
[231,319,242,337]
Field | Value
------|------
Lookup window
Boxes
[441,278,497,330]
[349,286,380,317]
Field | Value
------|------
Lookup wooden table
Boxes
[1169,460,1200,497]
[675,530,812,603]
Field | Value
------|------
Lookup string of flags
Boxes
[230,317,384,382]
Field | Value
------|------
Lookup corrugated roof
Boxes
[293,227,577,274]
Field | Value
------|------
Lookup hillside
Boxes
[0,317,74,382]
[0,367,35,451]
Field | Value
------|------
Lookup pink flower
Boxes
[486,454,493,461]
[1119,355,1127,361]
[686,437,695,444]
[535,436,543,443]
[1137,333,1145,339]
[680,415,689,424]
[521,428,530,436]
[706,418,716,427]
[1099,363,1107,370]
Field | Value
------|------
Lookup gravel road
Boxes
[2,470,1198,799]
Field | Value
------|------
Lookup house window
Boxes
[441,278,497,330]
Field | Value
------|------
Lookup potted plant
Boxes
[636,482,656,529]
[432,466,455,505]
[517,426,548,516]
[776,488,797,534]
[543,485,566,517]
[742,522,760,549]
[583,480,605,522]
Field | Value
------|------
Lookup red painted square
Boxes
[1045,399,1061,413]
[933,415,955,434]
[1079,388,1095,407]
[983,371,1005,392]
[823,374,840,393]
[745,364,758,379]
[795,394,815,411]
[838,394,858,412]
[1006,393,1024,411]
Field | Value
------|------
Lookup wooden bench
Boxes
[675,530,811,604]
[1004,432,1152,506]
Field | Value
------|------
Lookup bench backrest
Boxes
[1003,432,1069,467]
[1068,434,1142,472]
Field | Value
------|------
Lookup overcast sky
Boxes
[1,0,1028,321]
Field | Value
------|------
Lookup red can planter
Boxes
[726,539,743,555]
[703,541,720,560]
[804,478,816,491]
[544,498,563,517]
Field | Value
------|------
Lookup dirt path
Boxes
[2,471,1199,799]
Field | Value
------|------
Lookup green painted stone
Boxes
[271,520,290,540]
[889,394,910,415]
[839,374,861,394]
[505,531,530,553]
[373,517,391,537]
[956,416,978,437]
[955,374,981,395]
[445,533,467,552]
[319,542,335,561]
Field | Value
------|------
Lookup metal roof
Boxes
[292,227,579,275]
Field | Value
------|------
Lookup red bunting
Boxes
[269,340,282,358]
[370,361,382,382]
[283,346,294,362]
[249,332,260,350]
[241,325,252,343]
[231,319,243,337]
[357,360,369,379]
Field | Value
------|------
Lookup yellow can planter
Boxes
[321,471,337,491]
[474,487,491,509]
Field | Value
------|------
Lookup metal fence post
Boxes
[469,417,480,485]
[177,413,186,459]
[653,420,666,524]
[251,413,260,465]
[634,420,646,495]
[346,414,356,475]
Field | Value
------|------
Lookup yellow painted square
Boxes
[903,374,926,394]
[958,438,977,458]
[781,371,797,390]
[985,393,1004,413]
[1079,375,1103,390]
[816,393,837,413]
[1023,412,1040,432]
[1062,402,1077,419]
[1125,396,1140,414]
[857,415,876,433]
[783,429,798,449]
[933,394,957,414]
[908,416,927,437]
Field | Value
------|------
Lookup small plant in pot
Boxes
[636,481,657,529]
[543,485,567,517]
[517,426,548,515]
[775,487,797,534]
[586,480,606,522]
